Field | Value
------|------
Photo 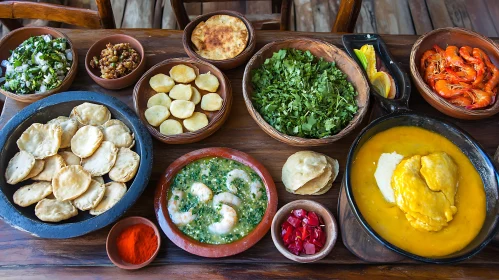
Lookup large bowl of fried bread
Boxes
[183,10,256,70]
[0,91,153,238]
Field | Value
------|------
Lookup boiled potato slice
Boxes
[191,87,201,105]
[195,72,219,92]
[160,119,183,135]
[145,105,170,126]
[169,84,193,100]
[183,112,209,132]
[149,74,175,92]
[169,64,197,83]
[147,92,172,108]
[170,100,195,119]
[201,93,223,111]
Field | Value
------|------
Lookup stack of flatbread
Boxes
[282,151,339,195]
[5,102,140,222]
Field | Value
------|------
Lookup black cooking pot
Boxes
[342,34,499,263]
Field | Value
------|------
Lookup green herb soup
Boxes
[168,157,268,244]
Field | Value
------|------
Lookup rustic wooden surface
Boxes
[0,29,499,278]
[2,0,499,36]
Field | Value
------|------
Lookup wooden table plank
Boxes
[374,0,415,34]
[3,264,499,279]
[425,0,454,29]
[445,0,473,30]
[0,30,499,276]
[465,0,498,37]
[407,0,433,35]
[485,0,499,34]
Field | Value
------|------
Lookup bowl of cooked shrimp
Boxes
[410,27,499,120]
[153,147,278,258]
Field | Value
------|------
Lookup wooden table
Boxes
[0,29,499,279]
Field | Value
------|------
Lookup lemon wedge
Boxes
[371,71,392,98]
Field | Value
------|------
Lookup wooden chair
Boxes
[0,0,115,31]
[171,0,293,30]
[332,0,363,33]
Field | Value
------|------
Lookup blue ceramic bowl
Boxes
[0,91,153,238]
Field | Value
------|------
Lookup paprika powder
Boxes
[116,223,158,264]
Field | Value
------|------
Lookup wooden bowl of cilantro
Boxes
[242,38,370,146]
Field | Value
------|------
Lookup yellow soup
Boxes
[351,126,486,257]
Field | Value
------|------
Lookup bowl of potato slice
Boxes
[133,58,232,144]
[0,91,153,238]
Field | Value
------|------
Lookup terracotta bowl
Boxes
[0,27,78,103]
[410,27,499,120]
[183,10,256,70]
[133,58,232,144]
[106,216,161,270]
[242,38,370,147]
[271,200,338,263]
[154,147,278,258]
[85,34,145,90]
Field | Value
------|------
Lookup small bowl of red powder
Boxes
[106,216,161,269]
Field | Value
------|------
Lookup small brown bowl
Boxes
[183,10,256,70]
[133,58,232,144]
[271,200,337,263]
[243,38,370,147]
[85,34,145,90]
[0,27,78,103]
[410,27,499,120]
[106,216,161,270]
[154,147,278,258]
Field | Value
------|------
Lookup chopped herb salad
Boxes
[251,49,358,139]
[1,35,73,94]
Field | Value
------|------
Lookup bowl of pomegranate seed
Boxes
[271,200,338,263]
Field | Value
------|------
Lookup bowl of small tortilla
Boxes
[182,10,256,70]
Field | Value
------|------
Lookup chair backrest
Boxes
[171,0,292,31]
[332,0,362,33]
[0,0,115,30]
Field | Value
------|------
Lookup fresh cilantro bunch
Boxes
[251,49,358,138]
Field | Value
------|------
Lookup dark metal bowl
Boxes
[0,91,153,238]
[344,111,499,263]
[342,34,499,263]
